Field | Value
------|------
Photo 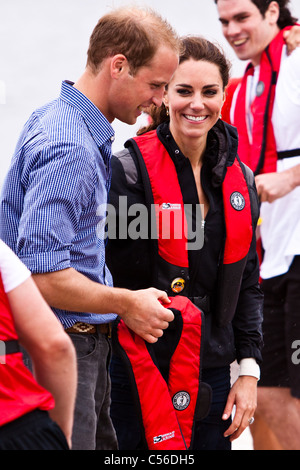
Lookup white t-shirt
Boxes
[246,46,300,279]
[0,240,31,293]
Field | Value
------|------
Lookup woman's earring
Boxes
[166,107,169,116]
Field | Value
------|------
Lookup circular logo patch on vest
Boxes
[256,81,265,97]
[173,391,190,411]
[230,192,246,211]
[171,278,185,293]
[256,80,265,97]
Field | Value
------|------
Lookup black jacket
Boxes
[106,120,263,368]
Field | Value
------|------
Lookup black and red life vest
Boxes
[222,26,299,175]
[113,129,254,450]
[130,130,253,328]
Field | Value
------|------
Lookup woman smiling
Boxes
[106,36,263,451]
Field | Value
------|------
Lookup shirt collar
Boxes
[60,80,115,147]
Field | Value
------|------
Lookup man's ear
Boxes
[110,54,128,79]
[266,1,280,25]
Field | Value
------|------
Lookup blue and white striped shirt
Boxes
[0,80,117,327]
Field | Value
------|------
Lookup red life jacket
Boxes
[0,275,54,427]
[113,130,254,450]
[222,27,293,175]
[130,130,253,327]
[114,296,209,450]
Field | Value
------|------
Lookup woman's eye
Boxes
[177,88,191,95]
[205,89,218,96]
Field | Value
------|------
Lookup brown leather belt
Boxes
[65,322,111,337]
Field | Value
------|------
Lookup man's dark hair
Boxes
[214,0,297,29]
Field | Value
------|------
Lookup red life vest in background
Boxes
[222,27,293,175]
[0,275,54,427]
[221,77,242,126]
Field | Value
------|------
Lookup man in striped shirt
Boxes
[0,7,179,450]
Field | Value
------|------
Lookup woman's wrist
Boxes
[239,358,260,381]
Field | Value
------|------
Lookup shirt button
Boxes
[175,149,180,154]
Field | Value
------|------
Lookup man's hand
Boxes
[120,288,173,343]
[33,268,174,343]
[283,26,300,55]
[255,169,295,203]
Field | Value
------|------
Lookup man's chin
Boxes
[124,116,138,126]
[115,112,136,125]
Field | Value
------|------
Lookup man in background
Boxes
[215,0,300,450]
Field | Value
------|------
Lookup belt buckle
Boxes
[66,322,96,334]
[75,322,95,333]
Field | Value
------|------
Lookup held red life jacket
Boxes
[112,130,254,450]
[0,275,54,427]
[113,296,210,450]
[222,26,297,175]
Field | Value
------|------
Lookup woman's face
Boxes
[165,58,225,145]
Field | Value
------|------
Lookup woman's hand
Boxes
[222,376,257,442]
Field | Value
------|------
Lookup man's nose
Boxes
[226,21,242,37]
[152,88,166,107]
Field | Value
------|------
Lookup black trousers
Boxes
[0,409,69,450]
[110,356,232,451]
[259,256,300,398]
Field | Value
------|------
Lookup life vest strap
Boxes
[2,340,20,355]
[277,149,300,160]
